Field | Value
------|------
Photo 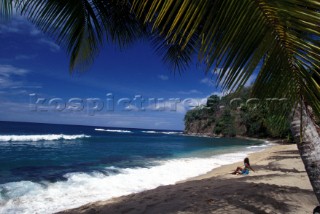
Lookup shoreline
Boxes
[183,132,288,144]
[59,144,317,214]
[234,135,290,144]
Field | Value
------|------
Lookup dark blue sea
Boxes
[0,121,270,213]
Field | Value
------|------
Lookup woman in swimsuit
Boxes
[232,157,255,175]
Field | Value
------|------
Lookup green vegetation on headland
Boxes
[184,88,293,140]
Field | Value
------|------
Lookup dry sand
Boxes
[59,144,318,214]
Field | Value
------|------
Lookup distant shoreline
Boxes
[183,132,289,144]
[234,135,289,144]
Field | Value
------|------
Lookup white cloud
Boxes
[0,64,28,76]
[0,64,28,88]
[39,38,61,52]
[158,75,169,81]
[0,17,22,33]
[11,85,42,89]
[0,15,34,34]
[0,16,60,53]
[0,101,31,112]
[0,14,42,37]
[15,54,37,60]
[200,77,215,87]
[178,89,202,95]
[0,14,61,55]
[0,24,19,33]
[30,28,41,36]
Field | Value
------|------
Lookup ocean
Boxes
[0,121,270,214]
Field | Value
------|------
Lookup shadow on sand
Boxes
[59,170,316,214]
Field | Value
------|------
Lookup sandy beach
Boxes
[59,144,318,214]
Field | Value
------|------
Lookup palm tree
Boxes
[1,0,320,203]
[131,0,320,203]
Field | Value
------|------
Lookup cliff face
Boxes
[184,109,247,137]
[184,119,215,136]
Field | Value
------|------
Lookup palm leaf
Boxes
[14,0,105,71]
[132,0,320,129]
[0,0,12,19]
[151,30,198,72]
[1,0,145,71]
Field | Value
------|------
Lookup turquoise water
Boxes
[0,121,267,213]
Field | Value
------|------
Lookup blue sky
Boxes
[0,15,255,130]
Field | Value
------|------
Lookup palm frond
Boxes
[132,0,320,127]
[12,0,105,71]
[1,0,146,71]
[0,0,13,19]
[151,31,198,72]
[97,0,146,48]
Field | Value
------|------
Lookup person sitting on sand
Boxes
[232,157,255,175]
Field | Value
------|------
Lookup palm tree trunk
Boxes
[291,103,320,203]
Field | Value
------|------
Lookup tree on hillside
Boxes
[214,108,236,137]
[1,0,320,204]
[206,95,220,112]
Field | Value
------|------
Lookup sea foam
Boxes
[0,151,248,214]
[95,128,132,133]
[0,134,90,142]
[142,131,182,135]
